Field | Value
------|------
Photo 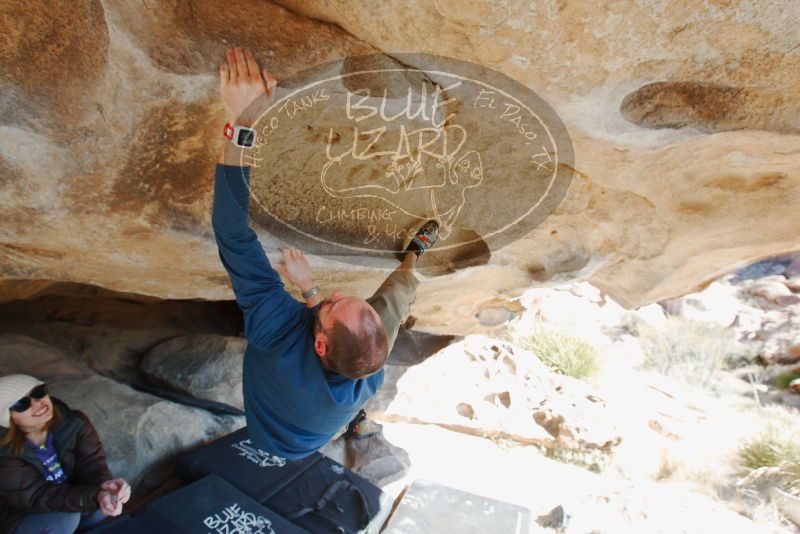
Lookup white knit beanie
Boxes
[0,374,44,428]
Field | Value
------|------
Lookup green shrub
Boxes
[637,317,736,386]
[772,369,800,390]
[516,325,600,379]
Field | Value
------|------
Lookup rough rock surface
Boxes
[381,421,768,534]
[138,326,454,409]
[663,267,800,363]
[1,1,799,336]
[0,0,373,301]
[545,483,767,534]
[662,281,744,328]
[0,285,242,380]
[141,334,246,409]
[0,334,243,492]
[366,335,622,451]
[321,423,412,488]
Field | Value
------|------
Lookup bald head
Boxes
[313,293,388,379]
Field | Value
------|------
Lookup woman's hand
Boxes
[101,478,131,504]
[97,489,122,517]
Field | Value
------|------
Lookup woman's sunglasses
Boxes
[10,384,48,413]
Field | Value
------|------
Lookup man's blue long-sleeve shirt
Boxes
[211,164,384,459]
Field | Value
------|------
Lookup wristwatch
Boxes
[223,122,257,149]
[302,286,320,300]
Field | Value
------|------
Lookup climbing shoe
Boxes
[399,219,439,260]
[343,409,366,439]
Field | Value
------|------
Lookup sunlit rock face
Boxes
[0,0,374,302]
[2,0,800,335]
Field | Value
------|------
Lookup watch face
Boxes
[237,128,255,147]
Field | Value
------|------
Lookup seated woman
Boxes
[0,374,131,534]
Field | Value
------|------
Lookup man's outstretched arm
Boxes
[212,47,302,347]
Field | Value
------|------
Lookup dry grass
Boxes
[738,406,800,496]
[636,317,739,387]
[782,462,800,496]
[640,404,800,531]
[543,446,612,473]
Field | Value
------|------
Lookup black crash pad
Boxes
[134,474,309,533]
[176,428,323,503]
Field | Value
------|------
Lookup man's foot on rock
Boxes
[399,220,439,260]
[348,419,382,441]
[343,409,381,440]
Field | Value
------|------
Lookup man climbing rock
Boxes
[212,47,438,459]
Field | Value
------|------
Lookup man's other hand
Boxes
[275,247,316,293]
[220,47,278,125]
